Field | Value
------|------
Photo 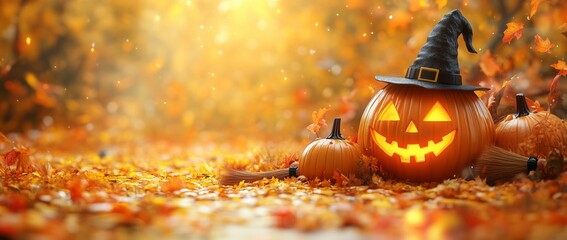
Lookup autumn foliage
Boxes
[0,0,566,239]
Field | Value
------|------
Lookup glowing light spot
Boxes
[424,102,451,122]
[404,207,425,226]
[389,15,393,20]
[25,37,31,45]
[377,101,400,121]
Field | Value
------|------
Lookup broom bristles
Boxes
[474,146,542,183]
[220,168,290,186]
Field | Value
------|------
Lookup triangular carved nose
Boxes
[405,121,418,133]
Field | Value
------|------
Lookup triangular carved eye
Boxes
[378,101,400,121]
[424,101,451,122]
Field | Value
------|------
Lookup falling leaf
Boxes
[306,108,329,135]
[533,35,554,53]
[528,0,543,20]
[550,60,567,77]
[524,97,545,112]
[548,74,561,108]
[502,22,524,44]
[24,72,41,90]
[479,50,500,77]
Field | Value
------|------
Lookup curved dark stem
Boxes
[326,118,344,140]
[514,93,532,118]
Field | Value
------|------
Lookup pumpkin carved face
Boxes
[358,84,494,182]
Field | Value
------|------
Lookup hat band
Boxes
[405,67,462,85]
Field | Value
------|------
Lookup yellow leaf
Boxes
[436,0,447,9]
[25,72,40,90]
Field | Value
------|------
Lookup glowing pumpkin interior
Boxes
[372,100,455,163]
[358,84,494,182]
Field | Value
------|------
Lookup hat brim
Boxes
[376,76,490,91]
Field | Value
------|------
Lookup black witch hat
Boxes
[377,9,488,91]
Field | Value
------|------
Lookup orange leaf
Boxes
[479,50,500,77]
[332,170,349,187]
[551,60,567,77]
[0,132,12,154]
[67,176,87,202]
[524,97,545,112]
[528,0,543,20]
[306,107,329,135]
[3,150,20,166]
[161,177,186,193]
[15,148,32,173]
[533,35,554,53]
[548,74,561,108]
[502,22,524,44]
[281,153,299,168]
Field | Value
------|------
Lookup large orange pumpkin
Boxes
[299,118,361,180]
[358,84,494,182]
[494,93,567,157]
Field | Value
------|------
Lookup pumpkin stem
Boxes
[514,93,531,118]
[327,118,345,140]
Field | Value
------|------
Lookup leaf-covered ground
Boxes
[1,136,567,240]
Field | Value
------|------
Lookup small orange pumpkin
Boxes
[494,93,567,157]
[358,84,494,182]
[299,118,361,179]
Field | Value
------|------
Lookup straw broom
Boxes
[220,165,299,186]
[473,146,564,183]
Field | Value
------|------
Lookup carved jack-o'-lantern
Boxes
[358,9,494,182]
[359,84,494,182]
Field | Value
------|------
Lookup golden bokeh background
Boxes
[0,0,565,145]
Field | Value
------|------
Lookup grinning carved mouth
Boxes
[371,129,456,163]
